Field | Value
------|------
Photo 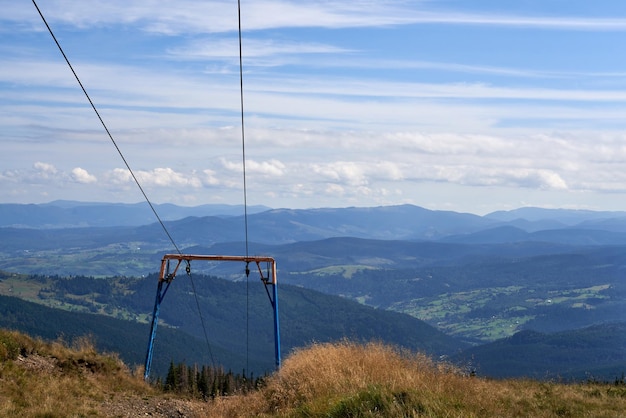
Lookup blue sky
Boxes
[3,1,626,214]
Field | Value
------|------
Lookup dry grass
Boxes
[209,340,626,417]
[1,330,624,417]
[0,329,156,417]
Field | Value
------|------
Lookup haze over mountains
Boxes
[4,200,626,242]
[0,201,270,228]
[0,201,624,380]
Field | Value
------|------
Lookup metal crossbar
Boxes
[143,254,281,380]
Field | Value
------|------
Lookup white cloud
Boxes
[245,159,286,176]
[4,1,626,213]
[534,170,568,190]
[143,168,201,187]
[33,161,58,176]
[71,167,97,183]
[5,53,626,142]
[105,168,129,185]
[10,1,626,34]
[5,1,430,34]
[168,38,350,61]
[449,167,569,191]
[106,167,203,188]
[202,169,220,185]
[324,183,345,196]
[411,12,626,31]
[220,158,286,177]
[312,162,368,186]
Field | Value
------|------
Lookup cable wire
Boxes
[186,266,216,368]
[32,0,183,256]
[238,2,250,260]
[32,0,216,371]
[237,0,252,375]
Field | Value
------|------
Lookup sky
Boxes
[3,1,626,214]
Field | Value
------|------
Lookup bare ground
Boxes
[99,395,208,418]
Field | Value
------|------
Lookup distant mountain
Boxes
[249,205,493,241]
[5,201,626,243]
[0,204,499,255]
[453,323,626,380]
[0,202,498,238]
[442,225,626,245]
[3,201,626,350]
[485,207,626,225]
[441,225,531,244]
[131,205,497,245]
[0,201,270,228]
[4,201,626,381]
[576,217,626,233]
[195,237,580,275]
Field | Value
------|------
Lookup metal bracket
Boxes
[143,254,281,380]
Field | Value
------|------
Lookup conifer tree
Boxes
[164,360,177,391]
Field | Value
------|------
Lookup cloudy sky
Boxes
[3,1,626,214]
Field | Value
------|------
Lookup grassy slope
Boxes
[0,271,465,375]
[0,294,244,378]
[232,341,626,418]
[0,329,159,417]
[1,330,624,417]
[2,271,624,381]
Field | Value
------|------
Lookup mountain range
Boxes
[4,201,626,245]
[0,201,624,380]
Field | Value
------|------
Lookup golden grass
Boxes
[0,329,154,417]
[209,340,626,417]
[1,330,624,417]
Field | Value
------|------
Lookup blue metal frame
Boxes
[271,281,281,368]
[143,254,281,381]
[143,263,174,380]
[262,275,281,368]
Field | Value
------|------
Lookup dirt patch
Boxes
[100,395,208,418]
[15,354,58,374]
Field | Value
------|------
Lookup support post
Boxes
[143,254,281,381]
[272,280,281,368]
[144,259,173,381]
[143,280,164,380]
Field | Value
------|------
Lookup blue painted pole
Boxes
[272,282,281,369]
[144,280,165,380]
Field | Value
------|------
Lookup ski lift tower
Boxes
[143,253,281,380]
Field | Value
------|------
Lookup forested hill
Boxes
[452,323,626,380]
[0,272,465,377]
[2,202,625,381]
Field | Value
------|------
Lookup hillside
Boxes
[2,272,623,382]
[268,238,626,343]
[2,202,625,381]
[453,323,626,380]
[1,331,624,417]
[0,272,464,377]
[0,328,204,417]
[0,294,235,378]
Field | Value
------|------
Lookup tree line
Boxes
[161,361,266,399]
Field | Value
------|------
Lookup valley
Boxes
[0,201,625,381]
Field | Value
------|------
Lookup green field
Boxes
[390,284,613,342]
